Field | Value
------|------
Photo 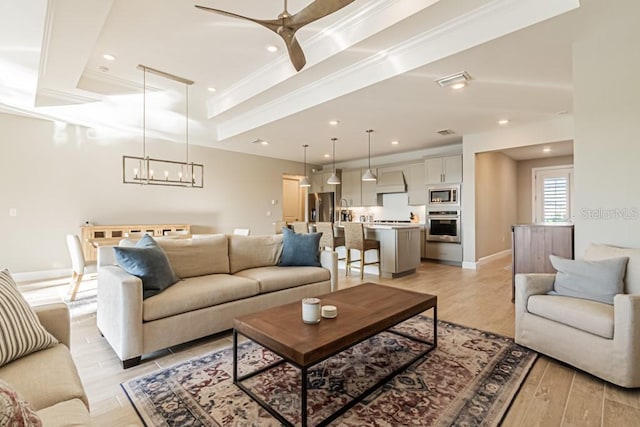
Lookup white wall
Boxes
[572,0,640,256]
[0,113,303,274]
[475,152,518,259]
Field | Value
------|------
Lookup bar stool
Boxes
[291,222,310,234]
[344,223,380,279]
[315,222,345,255]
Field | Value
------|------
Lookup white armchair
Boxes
[515,243,640,388]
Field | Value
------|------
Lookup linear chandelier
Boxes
[122,65,204,188]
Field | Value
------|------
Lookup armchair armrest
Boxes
[97,265,144,361]
[320,250,338,292]
[34,303,70,348]
[515,273,555,312]
[612,293,640,385]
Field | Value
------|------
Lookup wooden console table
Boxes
[511,223,574,302]
[80,223,190,261]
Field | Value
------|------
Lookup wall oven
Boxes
[427,185,460,206]
[426,210,461,243]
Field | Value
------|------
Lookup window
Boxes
[533,166,573,223]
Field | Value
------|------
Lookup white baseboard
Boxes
[477,249,512,266]
[462,261,478,270]
[12,268,71,283]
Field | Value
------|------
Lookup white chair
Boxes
[274,221,288,234]
[291,222,309,234]
[515,243,640,388]
[66,234,97,301]
[233,228,250,236]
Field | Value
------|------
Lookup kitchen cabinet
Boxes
[340,169,361,206]
[407,162,427,205]
[420,228,426,258]
[367,226,421,278]
[310,170,340,193]
[425,155,462,184]
[425,241,463,264]
[511,223,574,302]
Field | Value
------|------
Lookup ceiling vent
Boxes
[436,71,471,88]
[436,129,456,136]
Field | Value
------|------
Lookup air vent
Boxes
[437,129,456,136]
[436,71,471,88]
[250,138,268,145]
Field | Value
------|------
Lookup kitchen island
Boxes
[334,223,421,278]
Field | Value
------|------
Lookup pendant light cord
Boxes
[331,137,337,173]
[367,129,373,169]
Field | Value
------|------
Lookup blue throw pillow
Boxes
[114,234,179,299]
[279,227,321,267]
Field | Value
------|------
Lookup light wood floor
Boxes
[20,258,640,426]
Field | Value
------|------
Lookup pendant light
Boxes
[362,129,377,181]
[327,137,340,185]
[299,144,310,187]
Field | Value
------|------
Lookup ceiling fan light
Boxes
[299,176,311,187]
[362,169,377,181]
[327,173,340,185]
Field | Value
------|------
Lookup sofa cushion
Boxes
[527,294,614,339]
[228,234,283,274]
[585,243,640,294]
[114,234,179,299]
[549,255,628,304]
[143,274,260,322]
[236,266,331,293]
[36,398,90,427]
[0,270,58,367]
[279,228,321,267]
[0,379,42,426]
[0,345,87,411]
[157,235,230,278]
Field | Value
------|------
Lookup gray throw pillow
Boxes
[279,227,321,267]
[549,254,629,304]
[114,234,179,299]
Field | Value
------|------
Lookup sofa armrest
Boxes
[515,273,555,311]
[320,250,338,292]
[97,265,144,361]
[612,293,640,385]
[34,303,70,348]
[97,245,117,268]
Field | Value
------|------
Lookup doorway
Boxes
[282,175,307,223]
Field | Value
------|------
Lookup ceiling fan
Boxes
[195,0,357,71]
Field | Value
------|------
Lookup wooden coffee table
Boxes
[232,283,437,427]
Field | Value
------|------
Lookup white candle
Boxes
[302,298,321,324]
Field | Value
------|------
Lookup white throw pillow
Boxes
[549,255,628,304]
[0,270,58,367]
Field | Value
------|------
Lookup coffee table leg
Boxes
[233,329,238,384]
[301,365,308,427]
[433,306,438,348]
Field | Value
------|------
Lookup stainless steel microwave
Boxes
[427,185,460,206]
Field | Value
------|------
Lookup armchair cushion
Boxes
[0,270,58,367]
[279,228,322,267]
[528,294,614,339]
[113,235,179,299]
[549,255,628,304]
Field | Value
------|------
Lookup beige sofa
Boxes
[97,234,338,368]
[0,303,91,425]
[515,243,640,388]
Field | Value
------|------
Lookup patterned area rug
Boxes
[122,316,536,426]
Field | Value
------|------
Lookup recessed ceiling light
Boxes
[324,154,330,158]
[328,120,339,126]
[266,45,279,53]
[260,140,269,146]
[250,138,269,146]
[391,140,399,145]
[207,87,217,93]
[103,54,116,61]
[98,66,109,72]
[436,71,471,89]
[543,147,552,153]
[498,119,510,125]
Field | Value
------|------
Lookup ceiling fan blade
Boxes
[283,35,307,71]
[289,0,357,29]
[195,5,281,33]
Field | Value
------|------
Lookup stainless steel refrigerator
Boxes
[308,192,335,223]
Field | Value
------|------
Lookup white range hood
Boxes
[376,170,407,194]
